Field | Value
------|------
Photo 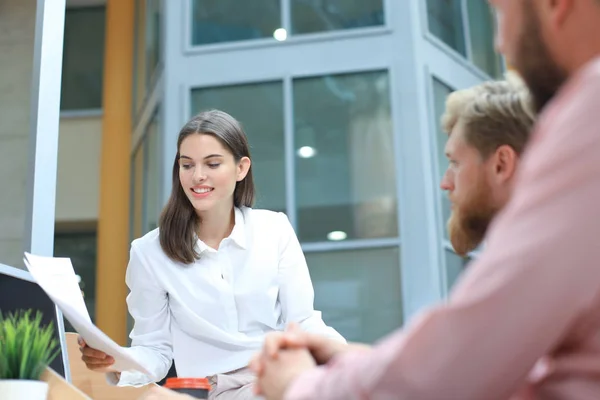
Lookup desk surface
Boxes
[42,367,91,400]
[64,332,158,399]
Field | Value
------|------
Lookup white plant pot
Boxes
[0,379,49,400]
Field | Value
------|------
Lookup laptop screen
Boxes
[0,263,70,381]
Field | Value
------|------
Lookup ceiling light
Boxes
[297,146,317,158]
[327,231,347,241]
[273,28,287,41]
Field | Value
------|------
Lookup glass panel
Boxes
[191,82,285,212]
[60,7,106,110]
[426,0,466,56]
[445,248,470,289]
[191,0,281,46]
[131,144,145,240]
[133,0,146,115]
[466,0,503,78]
[145,0,161,84]
[306,247,402,343]
[134,0,161,115]
[293,71,397,242]
[54,231,97,324]
[291,0,384,35]
[143,111,160,233]
[432,78,454,239]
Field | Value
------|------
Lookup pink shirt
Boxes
[286,57,600,400]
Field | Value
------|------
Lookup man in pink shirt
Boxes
[250,1,600,399]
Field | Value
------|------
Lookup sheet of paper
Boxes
[24,252,91,322]
[24,252,151,376]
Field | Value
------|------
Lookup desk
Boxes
[64,332,158,399]
[42,367,91,400]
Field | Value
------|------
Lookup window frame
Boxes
[419,0,505,81]
[183,0,392,54]
[185,66,399,240]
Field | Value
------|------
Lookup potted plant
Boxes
[0,310,60,400]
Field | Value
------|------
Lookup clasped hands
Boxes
[249,323,370,400]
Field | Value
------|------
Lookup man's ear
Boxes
[538,0,575,29]
[492,144,518,183]
[236,157,251,182]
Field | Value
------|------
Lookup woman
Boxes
[79,109,344,399]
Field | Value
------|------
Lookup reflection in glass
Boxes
[432,78,454,239]
[191,0,281,46]
[61,7,105,110]
[293,71,397,242]
[191,82,285,212]
[131,143,145,240]
[426,0,465,56]
[291,0,384,34]
[426,0,503,78]
[134,0,146,115]
[54,231,97,325]
[143,111,160,233]
[131,111,160,241]
[145,0,161,82]
[134,0,162,115]
[467,0,504,78]
[305,247,402,343]
[445,248,470,289]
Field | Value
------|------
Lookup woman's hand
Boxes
[78,336,118,373]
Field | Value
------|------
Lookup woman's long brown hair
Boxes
[159,110,255,264]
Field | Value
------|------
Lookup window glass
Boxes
[191,0,281,46]
[306,247,402,343]
[293,71,397,242]
[61,7,106,110]
[291,0,384,35]
[191,82,286,212]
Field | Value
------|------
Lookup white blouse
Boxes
[115,207,344,386]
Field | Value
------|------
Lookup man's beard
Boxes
[513,0,568,113]
[447,179,498,257]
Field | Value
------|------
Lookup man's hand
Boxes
[254,348,316,400]
[250,323,370,375]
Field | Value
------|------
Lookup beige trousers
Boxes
[207,367,261,400]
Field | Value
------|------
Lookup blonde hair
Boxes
[441,71,536,157]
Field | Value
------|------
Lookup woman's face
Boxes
[178,133,250,215]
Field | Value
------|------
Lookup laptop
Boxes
[0,263,71,382]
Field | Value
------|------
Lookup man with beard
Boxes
[440,75,535,257]
[245,0,600,399]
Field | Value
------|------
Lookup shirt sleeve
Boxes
[111,243,174,387]
[276,213,346,343]
[284,63,600,400]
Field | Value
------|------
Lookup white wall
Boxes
[55,116,101,223]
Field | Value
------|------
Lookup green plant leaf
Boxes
[0,309,59,380]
